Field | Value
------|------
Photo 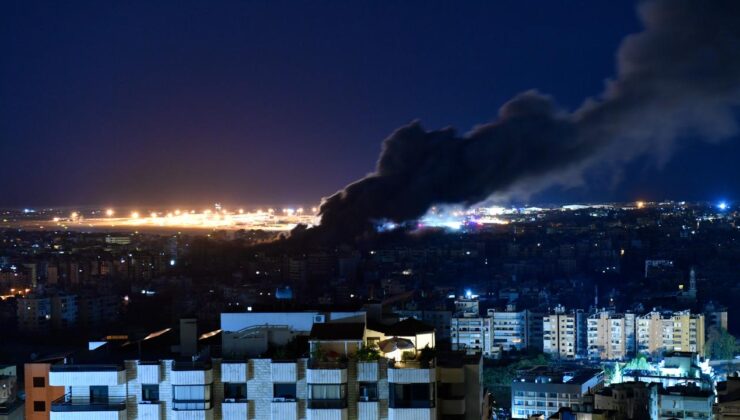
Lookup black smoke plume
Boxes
[308,0,740,243]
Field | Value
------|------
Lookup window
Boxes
[33,401,46,412]
[173,385,212,410]
[33,377,45,388]
[359,382,378,401]
[142,384,159,402]
[90,386,109,403]
[273,383,297,401]
[389,383,435,409]
[224,383,247,401]
[308,384,347,409]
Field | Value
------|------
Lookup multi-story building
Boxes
[593,381,654,420]
[587,311,636,361]
[24,357,66,420]
[488,305,528,353]
[0,365,24,420]
[17,293,78,334]
[637,310,705,356]
[451,314,492,356]
[511,366,603,419]
[715,374,740,419]
[543,306,586,359]
[650,384,713,420]
[47,312,482,420]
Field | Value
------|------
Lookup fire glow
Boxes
[54,206,319,231]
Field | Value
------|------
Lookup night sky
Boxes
[2,1,738,208]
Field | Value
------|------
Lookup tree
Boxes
[481,353,550,409]
[705,326,737,360]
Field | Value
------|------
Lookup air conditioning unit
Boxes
[273,397,285,402]
[314,314,326,323]
[359,396,369,402]
[224,398,235,403]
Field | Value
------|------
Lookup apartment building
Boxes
[511,366,603,419]
[487,305,544,353]
[25,357,65,420]
[0,365,24,420]
[586,311,636,361]
[47,311,482,420]
[543,306,586,360]
[650,384,713,420]
[714,374,740,419]
[451,314,492,356]
[637,310,705,356]
[451,295,492,356]
[17,293,78,334]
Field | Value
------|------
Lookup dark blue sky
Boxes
[1,1,737,207]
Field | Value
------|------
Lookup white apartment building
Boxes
[489,306,527,353]
[48,313,482,420]
[511,366,603,419]
[586,311,636,361]
[451,314,492,356]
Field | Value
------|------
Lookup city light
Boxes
[718,201,728,211]
[43,206,320,232]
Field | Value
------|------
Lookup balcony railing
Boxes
[388,399,435,409]
[0,399,24,414]
[388,359,435,369]
[50,364,124,372]
[51,395,126,412]
[307,399,348,409]
[172,360,212,371]
[308,359,347,369]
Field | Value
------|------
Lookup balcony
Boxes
[388,360,435,384]
[221,361,248,383]
[171,360,213,385]
[171,407,214,420]
[138,361,162,384]
[388,407,436,420]
[358,401,380,420]
[357,361,379,382]
[0,399,24,417]
[307,406,348,420]
[51,395,127,419]
[271,361,298,382]
[222,400,249,419]
[307,360,347,383]
[49,364,127,386]
[138,401,163,420]
[270,400,298,420]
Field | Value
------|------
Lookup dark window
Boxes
[33,377,45,388]
[359,382,378,401]
[389,383,435,408]
[142,384,159,402]
[224,383,247,401]
[90,386,109,403]
[33,401,46,412]
[307,384,347,409]
[273,383,297,401]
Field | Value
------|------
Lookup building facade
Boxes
[587,311,636,361]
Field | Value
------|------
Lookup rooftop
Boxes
[309,322,365,341]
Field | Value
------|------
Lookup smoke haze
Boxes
[311,0,740,242]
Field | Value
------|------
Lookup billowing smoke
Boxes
[310,0,740,242]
